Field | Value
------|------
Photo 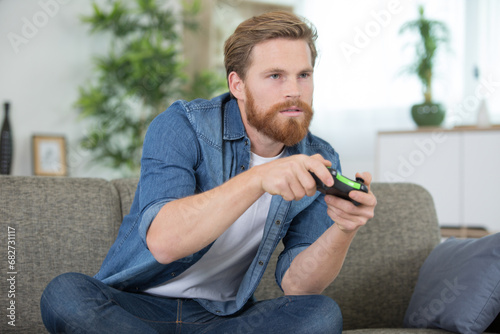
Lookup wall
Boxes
[1,0,499,180]
[305,0,461,175]
[305,0,499,175]
[0,0,120,178]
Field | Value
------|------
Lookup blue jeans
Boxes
[41,273,342,333]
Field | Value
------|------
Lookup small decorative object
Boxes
[476,99,491,128]
[0,101,13,175]
[474,67,491,128]
[400,6,450,127]
[32,135,67,176]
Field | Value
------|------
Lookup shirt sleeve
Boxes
[274,194,333,289]
[136,100,201,246]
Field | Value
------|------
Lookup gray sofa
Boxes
[0,175,450,333]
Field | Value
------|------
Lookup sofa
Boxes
[0,175,497,333]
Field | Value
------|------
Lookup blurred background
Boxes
[0,0,498,181]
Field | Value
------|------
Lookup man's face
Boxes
[239,38,314,147]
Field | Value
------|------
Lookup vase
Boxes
[476,99,491,128]
[0,102,13,175]
[411,102,445,127]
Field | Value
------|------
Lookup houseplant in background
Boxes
[76,0,225,176]
[399,5,450,127]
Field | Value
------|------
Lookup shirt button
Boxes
[275,220,281,225]
[171,272,176,277]
[240,165,245,171]
[258,261,264,266]
[245,140,249,146]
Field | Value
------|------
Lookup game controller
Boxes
[310,168,368,206]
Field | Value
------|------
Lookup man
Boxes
[41,10,376,333]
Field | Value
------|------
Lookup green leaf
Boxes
[398,5,450,102]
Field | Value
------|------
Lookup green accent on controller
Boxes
[336,174,361,189]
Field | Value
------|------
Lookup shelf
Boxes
[441,226,491,239]
[378,125,500,135]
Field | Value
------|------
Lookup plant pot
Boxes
[411,102,445,127]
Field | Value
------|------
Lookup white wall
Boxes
[304,0,499,176]
[305,0,463,175]
[0,0,122,178]
[1,0,499,179]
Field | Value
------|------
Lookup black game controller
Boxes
[310,168,368,206]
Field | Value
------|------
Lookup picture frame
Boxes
[32,135,68,176]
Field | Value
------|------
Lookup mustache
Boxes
[270,99,313,113]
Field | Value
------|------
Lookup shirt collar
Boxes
[223,97,246,141]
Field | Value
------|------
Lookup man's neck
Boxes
[248,132,285,157]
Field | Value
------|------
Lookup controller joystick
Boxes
[310,168,368,206]
[355,177,365,183]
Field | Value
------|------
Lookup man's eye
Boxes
[270,74,280,79]
[299,73,310,79]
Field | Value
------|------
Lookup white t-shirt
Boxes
[144,151,284,301]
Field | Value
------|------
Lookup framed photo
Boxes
[32,135,68,176]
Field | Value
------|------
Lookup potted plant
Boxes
[76,0,226,176]
[399,5,450,127]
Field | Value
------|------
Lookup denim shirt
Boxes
[95,93,341,316]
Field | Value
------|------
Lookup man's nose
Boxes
[284,78,301,98]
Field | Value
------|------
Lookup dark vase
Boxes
[0,102,13,175]
[411,102,445,127]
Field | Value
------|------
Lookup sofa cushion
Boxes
[404,233,500,333]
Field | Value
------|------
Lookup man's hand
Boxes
[252,154,333,201]
[324,171,377,233]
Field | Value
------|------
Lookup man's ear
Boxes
[228,71,245,100]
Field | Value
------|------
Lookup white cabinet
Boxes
[462,131,500,227]
[376,127,500,232]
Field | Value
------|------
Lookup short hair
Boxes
[223,10,318,81]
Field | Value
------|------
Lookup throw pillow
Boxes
[404,233,500,333]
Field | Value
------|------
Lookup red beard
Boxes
[244,88,313,147]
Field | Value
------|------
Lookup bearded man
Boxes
[41,10,377,334]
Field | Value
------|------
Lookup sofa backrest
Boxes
[0,176,123,333]
[254,182,441,330]
[111,178,139,235]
